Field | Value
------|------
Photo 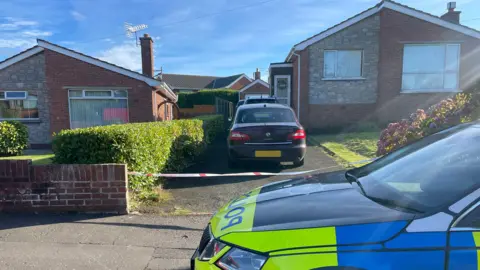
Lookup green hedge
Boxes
[0,121,28,156]
[178,89,238,108]
[195,115,224,143]
[52,116,225,191]
[52,120,205,191]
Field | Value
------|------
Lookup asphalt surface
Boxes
[164,140,340,213]
[0,213,210,270]
[0,140,340,269]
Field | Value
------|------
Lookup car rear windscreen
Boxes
[245,99,276,104]
[236,108,296,123]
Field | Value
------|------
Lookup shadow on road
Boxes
[0,213,202,231]
[163,139,302,189]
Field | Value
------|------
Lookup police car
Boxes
[192,122,480,270]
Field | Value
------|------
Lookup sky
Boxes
[1,0,480,81]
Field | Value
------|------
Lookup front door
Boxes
[448,201,480,270]
[274,75,291,106]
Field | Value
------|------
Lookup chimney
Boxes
[441,2,461,24]
[254,68,261,80]
[140,33,154,77]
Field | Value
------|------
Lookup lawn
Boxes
[309,132,379,167]
[0,150,54,165]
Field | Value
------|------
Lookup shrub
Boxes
[178,89,239,108]
[52,120,205,191]
[195,114,225,143]
[377,93,479,156]
[0,121,28,156]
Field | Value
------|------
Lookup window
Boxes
[236,108,296,124]
[402,44,460,92]
[0,91,38,120]
[69,90,128,129]
[324,50,362,79]
[455,204,480,229]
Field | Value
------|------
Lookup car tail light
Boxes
[229,131,250,141]
[288,129,306,140]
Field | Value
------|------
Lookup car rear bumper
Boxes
[228,143,306,162]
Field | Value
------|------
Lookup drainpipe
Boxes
[292,52,301,122]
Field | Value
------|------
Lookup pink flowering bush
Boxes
[377,93,479,156]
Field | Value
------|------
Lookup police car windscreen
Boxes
[236,108,295,123]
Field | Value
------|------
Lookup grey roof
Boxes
[204,74,244,89]
[159,73,219,89]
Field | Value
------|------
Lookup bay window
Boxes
[0,91,39,120]
[324,50,363,79]
[402,44,460,92]
[69,89,128,129]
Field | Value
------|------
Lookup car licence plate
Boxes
[255,150,281,158]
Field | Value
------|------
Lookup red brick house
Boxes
[269,0,480,129]
[159,73,252,93]
[238,68,270,100]
[0,34,176,147]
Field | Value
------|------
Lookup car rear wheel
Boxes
[293,158,304,167]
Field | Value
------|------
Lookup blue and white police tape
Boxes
[127,157,378,178]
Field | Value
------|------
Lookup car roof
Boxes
[238,103,291,110]
[247,97,276,100]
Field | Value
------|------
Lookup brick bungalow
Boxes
[269,0,480,129]
[238,68,270,100]
[0,34,177,147]
[159,72,252,93]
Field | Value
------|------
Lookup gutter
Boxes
[292,52,301,122]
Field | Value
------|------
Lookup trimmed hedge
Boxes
[195,114,224,143]
[178,89,238,108]
[0,121,28,156]
[53,120,205,191]
[53,116,225,191]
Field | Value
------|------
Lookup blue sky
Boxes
[1,0,480,80]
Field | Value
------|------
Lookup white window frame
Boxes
[273,75,291,106]
[323,50,364,80]
[0,91,39,121]
[68,89,129,129]
[401,43,461,93]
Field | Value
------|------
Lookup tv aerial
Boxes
[124,22,148,46]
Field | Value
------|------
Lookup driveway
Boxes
[0,213,210,270]
[163,140,340,213]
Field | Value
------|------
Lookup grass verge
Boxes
[0,150,54,165]
[309,132,379,168]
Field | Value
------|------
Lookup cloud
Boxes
[0,39,36,48]
[97,42,141,71]
[22,30,53,37]
[71,11,86,21]
[0,17,38,30]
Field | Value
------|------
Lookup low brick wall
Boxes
[0,160,128,213]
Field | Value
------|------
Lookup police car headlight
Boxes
[199,239,227,261]
[216,248,267,270]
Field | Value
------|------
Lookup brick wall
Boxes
[0,52,51,145]
[230,77,252,90]
[239,82,270,100]
[377,9,480,122]
[308,14,379,105]
[44,49,159,135]
[0,160,128,213]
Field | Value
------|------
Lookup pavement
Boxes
[0,213,210,270]
[0,140,340,269]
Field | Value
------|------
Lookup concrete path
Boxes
[0,213,210,270]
